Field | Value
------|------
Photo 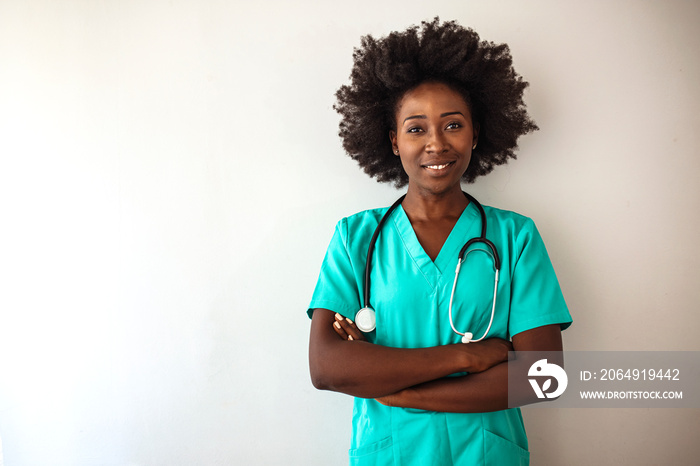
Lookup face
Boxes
[390,81,478,196]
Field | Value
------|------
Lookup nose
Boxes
[425,130,449,153]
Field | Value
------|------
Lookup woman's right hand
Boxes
[461,338,513,373]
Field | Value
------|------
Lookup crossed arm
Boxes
[308,308,563,413]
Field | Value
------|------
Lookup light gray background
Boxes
[1,1,698,465]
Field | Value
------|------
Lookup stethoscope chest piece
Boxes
[355,307,376,332]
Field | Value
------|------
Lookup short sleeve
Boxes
[307,219,362,320]
[508,220,572,337]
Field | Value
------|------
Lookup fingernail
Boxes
[346,318,354,325]
[334,321,341,329]
[348,335,354,341]
[335,313,344,321]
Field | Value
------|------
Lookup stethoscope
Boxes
[354,192,501,344]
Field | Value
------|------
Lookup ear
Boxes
[472,122,480,149]
[389,130,398,154]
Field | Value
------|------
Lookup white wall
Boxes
[0,1,698,464]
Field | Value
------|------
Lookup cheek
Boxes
[397,156,411,174]
[395,139,416,160]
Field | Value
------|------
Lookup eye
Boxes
[406,126,424,134]
[445,122,462,130]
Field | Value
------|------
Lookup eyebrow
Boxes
[403,111,464,124]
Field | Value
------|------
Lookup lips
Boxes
[422,161,456,172]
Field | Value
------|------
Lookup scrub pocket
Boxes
[483,430,530,466]
[349,436,393,465]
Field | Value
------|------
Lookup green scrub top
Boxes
[308,202,572,465]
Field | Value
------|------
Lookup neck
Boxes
[401,185,469,221]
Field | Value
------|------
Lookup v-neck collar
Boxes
[391,201,481,286]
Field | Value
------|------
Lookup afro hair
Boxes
[334,18,538,187]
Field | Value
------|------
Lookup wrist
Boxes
[394,386,418,409]
[457,344,476,373]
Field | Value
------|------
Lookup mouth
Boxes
[422,161,456,172]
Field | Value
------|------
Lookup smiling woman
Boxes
[334,18,538,188]
[390,82,477,203]
[308,18,572,465]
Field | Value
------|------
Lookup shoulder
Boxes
[482,205,536,233]
[480,204,557,272]
[335,206,392,235]
[479,204,545,257]
[333,206,392,249]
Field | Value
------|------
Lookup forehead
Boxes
[395,81,471,118]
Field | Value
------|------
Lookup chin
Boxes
[420,183,460,196]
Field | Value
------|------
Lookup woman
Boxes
[308,19,572,465]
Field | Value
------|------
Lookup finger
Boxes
[335,313,365,341]
[374,393,397,407]
[332,320,349,340]
[334,314,355,341]
[344,318,366,341]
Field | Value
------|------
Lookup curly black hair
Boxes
[334,18,538,187]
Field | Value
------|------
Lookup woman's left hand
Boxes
[332,313,367,342]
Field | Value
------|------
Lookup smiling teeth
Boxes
[426,164,450,169]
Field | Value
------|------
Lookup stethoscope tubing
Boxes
[360,191,501,343]
[449,249,500,342]
[363,194,406,310]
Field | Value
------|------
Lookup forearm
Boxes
[382,360,517,413]
[380,325,564,412]
[312,341,468,398]
[310,327,468,399]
